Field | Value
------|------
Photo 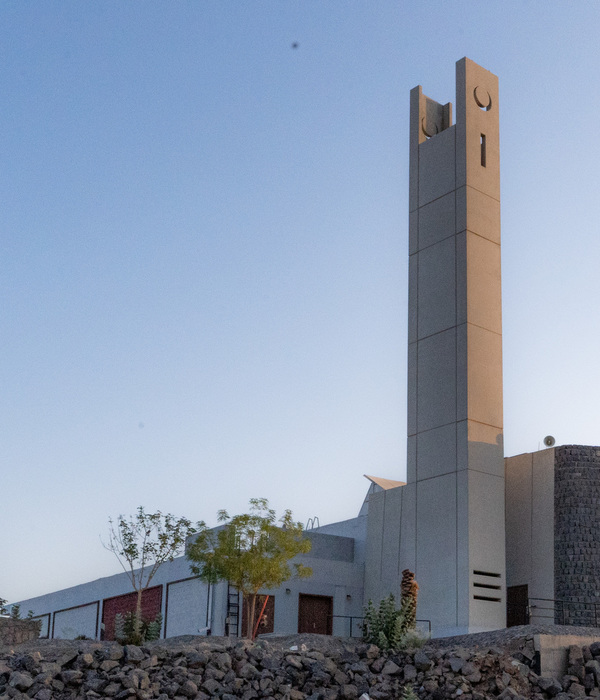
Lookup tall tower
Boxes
[406,58,505,634]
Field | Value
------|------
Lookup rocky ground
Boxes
[2,627,600,700]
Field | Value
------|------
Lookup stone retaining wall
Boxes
[0,618,41,647]
[555,446,600,626]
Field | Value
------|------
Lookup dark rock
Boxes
[124,646,145,663]
[201,677,223,695]
[404,664,417,681]
[381,661,401,676]
[414,650,432,672]
[9,672,33,692]
[537,677,562,696]
[341,684,359,699]
[178,679,198,697]
[568,682,586,698]
[449,657,464,673]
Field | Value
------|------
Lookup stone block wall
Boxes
[0,617,41,646]
[554,445,600,626]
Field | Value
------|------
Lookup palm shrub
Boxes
[114,612,163,645]
[363,570,425,650]
[363,594,414,650]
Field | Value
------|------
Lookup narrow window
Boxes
[480,134,486,167]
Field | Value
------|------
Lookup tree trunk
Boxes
[246,594,256,639]
[135,589,143,640]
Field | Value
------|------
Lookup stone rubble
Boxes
[2,635,600,700]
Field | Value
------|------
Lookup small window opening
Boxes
[480,134,486,167]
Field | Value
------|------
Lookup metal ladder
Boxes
[225,583,240,637]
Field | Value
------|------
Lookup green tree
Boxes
[104,507,199,642]
[0,598,7,616]
[187,498,312,639]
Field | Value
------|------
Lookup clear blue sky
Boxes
[3,2,600,603]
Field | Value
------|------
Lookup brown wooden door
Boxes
[506,584,529,627]
[298,594,333,635]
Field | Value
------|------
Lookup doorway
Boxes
[298,594,333,635]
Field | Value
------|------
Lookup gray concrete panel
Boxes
[409,87,421,212]
[416,473,458,633]
[418,192,456,250]
[456,323,468,422]
[418,236,456,339]
[531,448,555,601]
[505,452,533,587]
[165,578,209,637]
[417,328,456,432]
[418,126,456,207]
[456,469,470,629]
[409,211,418,255]
[364,490,385,605]
[399,483,417,574]
[468,470,506,575]
[407,341,417,436]
[417,423,457,480]
[381,488,402,599]
[53,604,98,640]
[408,254,418,344]
[304,532,354,562]
[407,434,416,483]
[455,232,467,326]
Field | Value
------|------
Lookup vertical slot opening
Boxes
[480,134,486,167]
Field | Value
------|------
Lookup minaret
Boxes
[406,58,505,634]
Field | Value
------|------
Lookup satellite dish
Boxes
[543,435,556,447]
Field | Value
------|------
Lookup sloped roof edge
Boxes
[364,474,406,490]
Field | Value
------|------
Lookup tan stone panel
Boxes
[466,324,503,428]
[456,186,500,244]
[417,192,455,250]
[418,126,456,207]
[417,328,457,432]
[418,236,456,339]
[455,58,499,200]
[466,232,502,334]
[417,423,457,481]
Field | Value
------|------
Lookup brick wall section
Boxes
[101,585,162,641]
[554,445,600,626]
[0,618,41,646]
